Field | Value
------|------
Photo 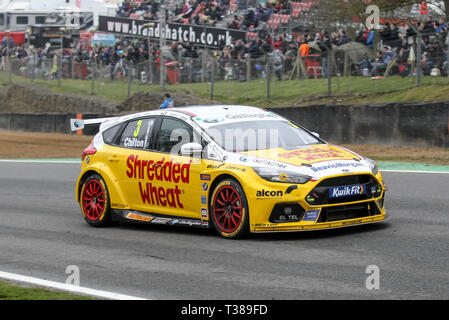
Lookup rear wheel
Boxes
[80,174,111,227]
[210,178,249,239]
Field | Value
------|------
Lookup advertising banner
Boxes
[98,15,247,48]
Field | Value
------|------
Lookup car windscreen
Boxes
[206,120,322,152]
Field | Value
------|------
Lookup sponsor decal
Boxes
[126,212,153,222]
[201,182,209,191]
[254,223,279,227]
[201,208,208,219]
[341,219,364,226]
[329,184,366,199]
[176,220,203,226]
[310,161,364,173]
[200,174,211,181]
[201,195,207,205]
[111,203,127,209]
[207,163,225,169]
[85,156,90,164]
[203,117,225,123]
[279,147,346,162]
[126,155,191,208]
[283,146,310,151]
[256,189,283,199]
[239,156,250,163]
[225,165,246,172]
[225,113,278,120]
[252,158,287,169]
[73,120,82,129]
[124,137,145,148]
[151,217,173,224]
[303,209,321,222]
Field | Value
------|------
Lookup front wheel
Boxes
[210,178,249,239]
[80,173,111,227]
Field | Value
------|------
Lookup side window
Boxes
[119,118,155,149]
[35,16,47,24]
[103,124,123,145]
[16,16,28,25]
[157,118,199,154]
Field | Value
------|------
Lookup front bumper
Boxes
[251,212,390,233]
[248,172,388,233]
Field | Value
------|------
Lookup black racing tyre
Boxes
[210,178,249,239]
[79,173,111,227]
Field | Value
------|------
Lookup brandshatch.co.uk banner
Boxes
[98,15,247,49]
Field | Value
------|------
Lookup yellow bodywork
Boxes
[76,143,388,233]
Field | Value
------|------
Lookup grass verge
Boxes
[2,72,449,107]
[0,281,94,300]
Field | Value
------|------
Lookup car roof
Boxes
[104,105,286,132]
[174,105,263,117]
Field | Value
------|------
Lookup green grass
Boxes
[2,71,449,107]
[0,281,94,300]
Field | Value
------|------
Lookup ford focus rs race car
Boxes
[71,105,389,239]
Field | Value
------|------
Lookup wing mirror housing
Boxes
[180,142,203,156]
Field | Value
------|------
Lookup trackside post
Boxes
[76,114,83,135]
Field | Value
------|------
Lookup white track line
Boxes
[0,271,147,300]
[0,160,80,164]
[381,170,449,174]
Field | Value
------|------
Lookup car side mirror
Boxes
[180,142,203,157]
[311,132,320,139]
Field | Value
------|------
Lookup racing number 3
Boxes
[134,120,143,138]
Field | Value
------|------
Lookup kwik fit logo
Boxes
[329,184,366,199]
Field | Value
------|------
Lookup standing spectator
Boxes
[272,48,285,80]
[317,31,331,78]
[298,39,310,57]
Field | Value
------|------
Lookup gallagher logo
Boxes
[256,189,283,198]
[126,155,191,208]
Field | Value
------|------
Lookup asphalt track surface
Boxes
[0,162,448,300]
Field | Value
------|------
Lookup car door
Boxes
[103,117,158,212]
[146,116,204,219]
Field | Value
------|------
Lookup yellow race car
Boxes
[71,105,389,239]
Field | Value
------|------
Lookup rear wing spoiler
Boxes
[70,117,117,132]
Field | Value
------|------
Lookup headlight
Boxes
[365,158,379,175]
[252,167,311,184]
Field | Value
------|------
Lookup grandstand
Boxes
[116,0,322,37]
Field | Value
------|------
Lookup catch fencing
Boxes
[1,34,448,104]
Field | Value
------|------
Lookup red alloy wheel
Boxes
[213,186,243,233]
[82,179,106,221]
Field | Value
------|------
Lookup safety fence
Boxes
[1,40,449,104]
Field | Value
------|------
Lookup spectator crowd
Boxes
[2,0,449,83]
